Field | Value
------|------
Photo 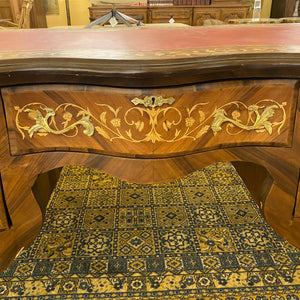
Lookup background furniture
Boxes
[0,0,34,29]
[0,0,19,22]
[271,0,298,17]
[0,0,46,28]
[88,3,250,25]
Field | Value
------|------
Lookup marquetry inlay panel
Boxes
[2,80,297,157]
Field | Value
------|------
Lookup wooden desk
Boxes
[0,24,299,272]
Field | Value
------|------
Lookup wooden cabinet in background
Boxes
[89,4,250,25]
[0,0,20,22]
[271,0,297,18]
[192,7,221,25]
[149,6,193,24]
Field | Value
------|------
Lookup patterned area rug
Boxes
[0,162,300,299]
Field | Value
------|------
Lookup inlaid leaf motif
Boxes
[126,129,132,138]
[199,111,206,123]
[263,121,272,135]
[174,129,181,138]
[196,125,210,138]
[77,110,88,118]
[135,121,144,132]
[163,120,172,131]
[95,126,110,139]
[28,111,39,120]
[100,112,107,124]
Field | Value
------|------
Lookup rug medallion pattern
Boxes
[0,162,299,299]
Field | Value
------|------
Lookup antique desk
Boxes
[0,24,299,272]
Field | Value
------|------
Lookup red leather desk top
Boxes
[0,24,299,60]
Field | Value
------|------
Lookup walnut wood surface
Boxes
[0,25,299,273]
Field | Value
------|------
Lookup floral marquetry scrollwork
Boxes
[15,98,287,143]
[211,103,286,136]
[15,103,95,139]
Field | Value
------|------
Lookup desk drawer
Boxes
[149,7,193,24]
[193,8,221,26]
[220,7,249,22]
[2,80,297,157]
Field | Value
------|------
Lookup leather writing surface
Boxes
[0,25,299,53]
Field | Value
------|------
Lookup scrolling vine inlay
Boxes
[15,98,286,143]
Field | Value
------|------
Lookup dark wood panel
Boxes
[271,0,297,17]
[30,0,47,28]
[32,167,62,217]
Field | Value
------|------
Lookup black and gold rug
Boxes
[1,162,300,299]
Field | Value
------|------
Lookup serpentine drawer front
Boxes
[2,80,296,157]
